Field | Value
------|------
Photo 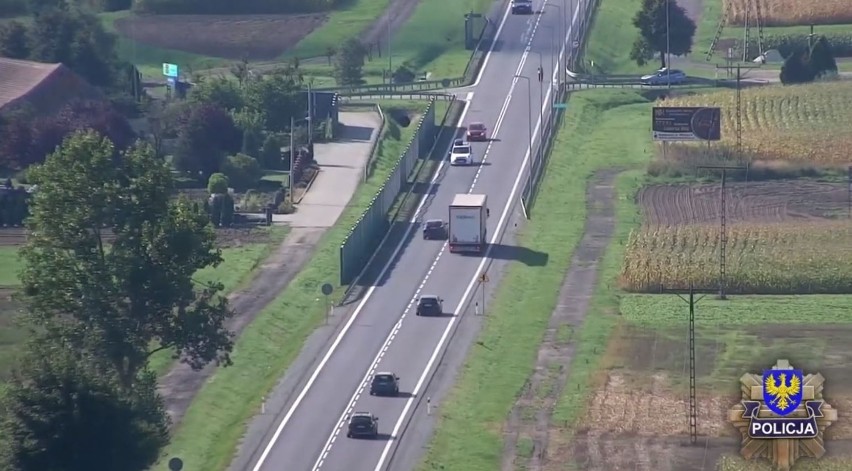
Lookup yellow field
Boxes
[620,221,852,294]
[665,82,852,165]
[718,454,852,470]
[725,0,852,26]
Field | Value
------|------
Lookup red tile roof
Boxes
[0,57,63,110]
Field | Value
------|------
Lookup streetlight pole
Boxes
[534,52,544,166]
[514,74,533,194]
[388,17,392,78]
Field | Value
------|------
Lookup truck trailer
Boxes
[448,193,488,253]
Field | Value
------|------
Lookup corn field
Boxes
[664,82,852,165]
[718,454,852,471]
[725,0,852,27]
[620,222,852,294]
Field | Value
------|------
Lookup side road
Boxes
[158,111,382,424]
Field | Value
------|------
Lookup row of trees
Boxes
[0,130,235,470]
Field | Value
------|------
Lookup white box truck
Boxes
[448,193,488,253]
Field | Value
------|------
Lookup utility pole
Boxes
[848,166,851,219]
[537,62,544,167]
[307,82,313,145]
[697,165,747,300]
[478,272,489,315]
[666,0,671,89]
[387,17,392,77]
[660,285,718,445]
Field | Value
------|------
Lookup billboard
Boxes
[652,107,721,142]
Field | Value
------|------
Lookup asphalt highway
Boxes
[248,1,584,470]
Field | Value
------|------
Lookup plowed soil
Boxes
[637,181,848,226]
[115,14,327,60]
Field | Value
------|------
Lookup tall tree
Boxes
[243,72,304,131]
[0,337,170,471]
[809,36,838,78]
[0,20,30,59]
[20,130,234,388]
[630,0,696,68]
[173,102,241,180]
[334,38,367,86]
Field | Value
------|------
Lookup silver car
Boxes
[641,68,687,85]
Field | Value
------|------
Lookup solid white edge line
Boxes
[372,1,580,468]
[309,96,475,471]
[250,90,474,471]
[471,0,513,87]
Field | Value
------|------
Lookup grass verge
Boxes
[583,0,647,74]
[416,90,654,470]
[156,104,426,471]
[0,247,21,287]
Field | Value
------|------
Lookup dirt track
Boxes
[638,181,848,226]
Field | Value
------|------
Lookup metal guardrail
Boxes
[339,92,457,102]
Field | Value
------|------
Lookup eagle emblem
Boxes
[763,369,803,416]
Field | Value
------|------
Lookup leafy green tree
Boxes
[334,38,367,86]
[231,108,265,157]
[259,132,284,169]
[780,48,816,84]
[0,20,30,59]
[243,72,304,131]
[222,153,262,191]
[20,130,234,388]
[190,76,245,111]
[630,0,696,68]
[28,8,119,87]
[173,102,241,181]
[0,337,170,471]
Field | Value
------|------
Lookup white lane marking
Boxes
[251,90,471,471]
[310,96,473,470]
[471,0,514,88]
[314,0,573,467]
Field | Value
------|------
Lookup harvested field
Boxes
[725,0,852,27]
[663,82,852,165]
[114,14,327,60]
[620,222,852,293]
[0,227,272,248]
[637,181,847,226]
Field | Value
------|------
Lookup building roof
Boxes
[0,57,63,110]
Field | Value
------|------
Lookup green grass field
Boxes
[417,90,654,470]
[582,0,649,74]
[155,103,441,471]
[0,247,20,288]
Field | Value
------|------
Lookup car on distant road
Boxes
[369,372,400,396]
[466,122,488,141]
[347,412,379,438]
[422,219,447,240]
[640,68,687,85]
[511,0,533,14]
[450,141,473,166]
[416,295,444,316]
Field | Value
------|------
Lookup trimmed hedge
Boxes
[134,0,344,14]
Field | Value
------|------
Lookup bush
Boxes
[239,191,269,212]
[0,0,29,17]
[207,173,229,195]
[208,193,234,226]
[222,153,262,191]
[135,0,343,14]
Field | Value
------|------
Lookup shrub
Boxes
[222,153,262,191]
[757,32,852,57]
[239,191,269,212]
[207,173,229,195]
[208,193,234,226]
[277,200,295,214]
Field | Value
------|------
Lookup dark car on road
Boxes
[511,0,533,14]
[370,372,400,396]
[416,295,444,316]
[422,219,446,240]
[466,122,488,141]
[347,412,379,438]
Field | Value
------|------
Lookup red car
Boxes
[466,122,487,141]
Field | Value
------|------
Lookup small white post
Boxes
[261,396,266,414]
[427,397,432,415]
[475,302,480,316]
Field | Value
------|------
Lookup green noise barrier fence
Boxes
[338,100,437,285]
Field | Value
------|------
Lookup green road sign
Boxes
[553,103,568,109]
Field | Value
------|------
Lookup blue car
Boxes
[511,0,533,14]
